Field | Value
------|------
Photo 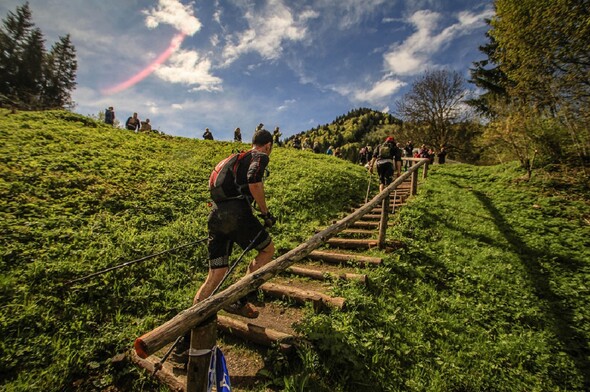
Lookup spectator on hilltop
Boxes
[234,127,242,142]
[302,137,311,150]
[438,146,447,164]
[272,126,282,147]
[125,112,140,132]
[203,128,214,140]
[313,141,321,154]
[104,106,115,126]
[140,119,152,132]
[404,141,413,171]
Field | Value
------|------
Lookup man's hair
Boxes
[252,129,273,146]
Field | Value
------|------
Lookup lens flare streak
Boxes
[102,32,186,95]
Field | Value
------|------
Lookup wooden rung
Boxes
[286,265,367,284]
[217,315,294,350]
[351,220,379,228]
[327,238,379,249]
[308,250,382,266]
[128,350,184,392]
[260,282,345,309]
[341,229,375,236]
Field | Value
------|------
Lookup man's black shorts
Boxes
[207,199,271,269]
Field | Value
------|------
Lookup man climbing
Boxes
[173,129,276,362]
[369,136,402,192]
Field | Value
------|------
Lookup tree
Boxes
[0,3,77,109]
[467,28,512,117]
[490,0,589,166]
[43,34,77,108]
[396,69,468,149]
[0,2,34,102]
[17,27,45,106]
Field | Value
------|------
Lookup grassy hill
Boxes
[0,109,367,391]
[1,109,589,391]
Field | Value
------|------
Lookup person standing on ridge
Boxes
[272,126,282,146]
[203,127,214,140]
[104,106,115,126]
[234,127,242,142]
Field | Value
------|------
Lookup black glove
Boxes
[259,211,277,228]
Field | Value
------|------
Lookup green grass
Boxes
[294,163,589,391]
[0,109,366,391]
[1,110,589,391]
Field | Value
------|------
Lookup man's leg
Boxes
[194,267,228,304]
[248,242,275,273]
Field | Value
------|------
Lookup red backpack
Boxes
[208,150,252,202]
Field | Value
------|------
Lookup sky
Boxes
[1,0,494,141]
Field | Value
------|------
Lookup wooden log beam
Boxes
[217,315,294,350]
[307,250,382,266]
[260,282,345,309]
[134,161,426,358]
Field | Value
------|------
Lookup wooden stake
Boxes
[186,317,217,392]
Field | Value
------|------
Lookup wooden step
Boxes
[260,282,345,309]
[285,265,367,285]
[327,238,379,249]
[128,350,185,392]
[308,250,382,266]
[350,220,379,228]
[217,315,295,350]
[341,228,375,236]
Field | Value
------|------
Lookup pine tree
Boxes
[0,3,77,109]
[43,34,77,108]
[467,29,512,118]
[0,3,34,103]
[17,27,45,106]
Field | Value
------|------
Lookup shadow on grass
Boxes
[472,189,590,389]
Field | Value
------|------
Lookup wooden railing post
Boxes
[410,169,418,196]
[422,161,428,179]
[378,194,389,249]
[186,316,217,392]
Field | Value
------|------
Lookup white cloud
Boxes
[143,0,202,35]
[383,8,492,76]
[277,99,296,111]
[353,78,406,103]
[155,49,223,91]
[221,0,318,66]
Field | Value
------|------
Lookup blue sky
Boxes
[1,0,493,141]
